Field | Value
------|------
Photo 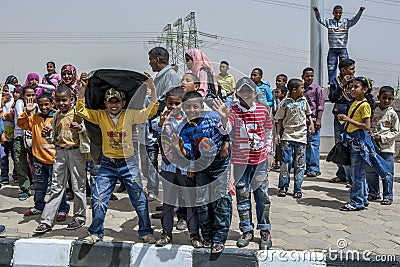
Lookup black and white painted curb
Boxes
[0,238,399,267]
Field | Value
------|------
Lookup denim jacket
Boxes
[343,129,389,178]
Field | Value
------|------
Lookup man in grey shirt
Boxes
[313,5,365,85]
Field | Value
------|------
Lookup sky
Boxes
[1,0,399,87]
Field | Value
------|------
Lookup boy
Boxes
[275,74,288,87]
[302,68,324,177]
[275,79,315,198]
[152,87,202,248]
[34,85,89,233]
[215,77,274,250]
[313,5,365,84]
[217,61,236,106]
[18,92,70,218]
[272,85,288,170]
[250,68,273,108]
[328,58,356,184]
[77,73,158,244]
[173,91,231,254]
[367,86,399,205]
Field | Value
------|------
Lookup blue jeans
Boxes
[88,155,153,238]
[196,156,232,244]
[145,144,159,196]
[33,157,69,212]
[333,116,347,181]
[327,48,349,85]
[366,152,394,200]
[1,141,17,182]
[349,143,369,208]
[306,130,320,173]
[234,160,271,233]
[278,140,306,193]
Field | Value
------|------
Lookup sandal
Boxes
[381,199,393,205]
[211,243,225,254]
[293,192,303,199]
[277,190,287,197]
[329,177,345,183]
[203,239,212,248]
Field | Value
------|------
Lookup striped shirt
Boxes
[221,102,273,165]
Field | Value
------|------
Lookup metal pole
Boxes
[310,0,324,85]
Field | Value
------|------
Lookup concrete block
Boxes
[70,241,133,267]
[192,248,257,267]
[13,238,73,267]
[130,244,193,267]
[258,250,325,267]
[0,238,16,267]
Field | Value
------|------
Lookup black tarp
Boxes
[85,69,148,110]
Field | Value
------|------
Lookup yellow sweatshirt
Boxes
[17,111,55,164]
[76,98,158,159]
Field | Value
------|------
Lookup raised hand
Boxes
[212,98,229,118]
[158,110,171,127]
[25,97,36,113]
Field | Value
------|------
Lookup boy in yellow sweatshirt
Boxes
[77,72,158,244]
[17,91,70,217]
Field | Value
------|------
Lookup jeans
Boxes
[366,152,394,200]
[278,140,306,193]
[33,157,70,212]
[306,130,320,173]
[196,156,232,244]
[13,137,32,195]
[1,141,17,182]
[327,48,349,85]
[234,160,271,234]
[88,155,153,238]
[349,143,369,208]
[146,144,159,196]
[333,116,347,181]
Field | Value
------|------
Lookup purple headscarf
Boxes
[24,73,40,86]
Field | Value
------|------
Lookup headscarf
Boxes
[24,73,40,86]
[60,64,81,95]
[185,48,219,98]
[5,75,18,85]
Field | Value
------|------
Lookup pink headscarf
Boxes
[185,49,218,98]
[24,73,40,86]
[60,64,81,95]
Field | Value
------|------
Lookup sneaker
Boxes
[24,208,42,216]
[155,205,163,211]
[140,234,156,244]
[56,212,68,222]
[190,235,203,248]
[33,223,52,234]
[306,171,318,177]
[82,233,102,244]
[203,239,212,248]
[1,179,9,185]
[259,230,272,250]
[116,183,126,193]
[110,194,118,201]
[236,231,254,248]
[151,212,162,219]
[156,233,172,247]
[19,193,29,201]
[66,219,85,230]
[176,218,187,231]
[0,225,5,234]
[340,203,364,211]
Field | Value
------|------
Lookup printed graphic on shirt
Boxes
[107,131,127,150]
[282,100,308,125]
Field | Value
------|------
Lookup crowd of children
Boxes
[0,41,398,253]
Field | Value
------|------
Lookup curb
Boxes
[1,238,399,267]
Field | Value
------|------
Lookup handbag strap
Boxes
[344,100,367,131]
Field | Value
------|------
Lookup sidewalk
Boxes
[1,159,400,266]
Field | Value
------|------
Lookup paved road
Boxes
[0,159,399,256]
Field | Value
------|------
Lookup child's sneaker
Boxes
[190,235,203,248]
[24,208,42,216]
[33,223,52,234]
[82,233,102,244]
[66,218,85,230]
[155,233,172,247]
[259,230,272,250]
[236,231,254,248]
[140,234,156,244]
[56,212,68,222]
[19,193,29,201]
[176,218,187,230]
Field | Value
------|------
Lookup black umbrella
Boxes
[85,69,148,110]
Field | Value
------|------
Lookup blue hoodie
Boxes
[256,80,273,107]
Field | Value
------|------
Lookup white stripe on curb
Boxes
[13,238,73,267]
[258,250,326,266]
[130,244,194,267]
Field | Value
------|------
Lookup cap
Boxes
[235,77,257,92]
[105,88,125,101]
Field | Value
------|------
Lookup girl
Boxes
[185,49,219,99]
[41,61,61,89]
[5,75,19,86]
[338,77,390,211]
[59,64,81,104]
[24,73,55,97]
